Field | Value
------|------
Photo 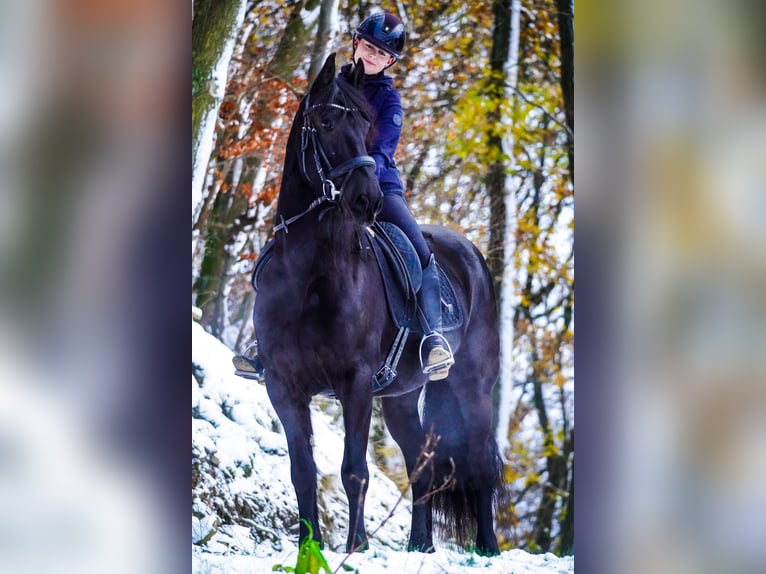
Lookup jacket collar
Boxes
[340,63,392,88]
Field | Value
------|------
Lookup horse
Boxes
[252,53,504,556]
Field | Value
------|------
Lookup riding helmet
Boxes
[354,12,406,59]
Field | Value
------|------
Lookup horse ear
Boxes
[350,59,366,89]
[310,53,336,94]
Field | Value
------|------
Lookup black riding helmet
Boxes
[354,12,406,60]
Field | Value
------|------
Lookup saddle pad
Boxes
[370,222,463,333]
[435,262,463,332]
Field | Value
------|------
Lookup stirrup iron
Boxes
[419,332,455,375]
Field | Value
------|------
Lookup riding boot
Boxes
[417,254,455,381]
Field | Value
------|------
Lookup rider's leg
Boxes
[378,193,454,380]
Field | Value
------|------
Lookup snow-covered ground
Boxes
[193,545,573,574]
[192,317,574,573]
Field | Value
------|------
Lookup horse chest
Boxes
[260,271,367,334]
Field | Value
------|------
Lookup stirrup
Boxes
[419,333,455,381]
[232,341,265,383]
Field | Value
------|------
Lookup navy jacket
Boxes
[339,64,404,195]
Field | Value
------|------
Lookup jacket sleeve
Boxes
[369,88,404,192]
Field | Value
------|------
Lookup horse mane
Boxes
[333,75,374,125]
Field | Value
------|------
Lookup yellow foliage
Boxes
[504,465,522,483]
[543,440,561,458]
[525,473,541,488]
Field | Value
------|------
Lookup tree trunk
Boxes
[486,0,512,300]
[556,429,574,555]
[308,0,339,82]
[192,0,247,220]
[531,374,567,553]
[556,0,574,184]
[269,0,322,80]
[192,167,250,335]
[488,0,521,462]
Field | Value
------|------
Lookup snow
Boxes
[193,547,574,574]
[192,316,574,573]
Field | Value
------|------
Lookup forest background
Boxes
[192,0,574,555]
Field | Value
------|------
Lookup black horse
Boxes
[253,54,503,555]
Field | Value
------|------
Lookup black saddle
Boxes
[368,221,463,334]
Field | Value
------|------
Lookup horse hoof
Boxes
[407,542,435,553]
[347,541,369,553]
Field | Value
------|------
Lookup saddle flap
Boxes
[369,222,421,328]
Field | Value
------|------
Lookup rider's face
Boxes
[353,39,396,75]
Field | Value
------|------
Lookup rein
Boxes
[274,93,376,234]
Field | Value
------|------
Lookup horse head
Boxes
[295,53,382,228]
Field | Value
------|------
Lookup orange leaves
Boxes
[218,98,238,122]
[207,55,301,211]
[214,57,302,168]
[256,180,280,204]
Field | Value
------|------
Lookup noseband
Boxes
[274,93,376,234]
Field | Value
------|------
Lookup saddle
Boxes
[367,221,462,334]
[366,222,464,391]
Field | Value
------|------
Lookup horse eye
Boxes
[320,118,333,129]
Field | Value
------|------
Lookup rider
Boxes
[341,11,454,381]
[233,11,454,381]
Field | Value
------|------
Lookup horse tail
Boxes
[421,382,505,549]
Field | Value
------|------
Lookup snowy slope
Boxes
[192,319,574,573]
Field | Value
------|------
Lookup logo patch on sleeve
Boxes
[392,113,403,127]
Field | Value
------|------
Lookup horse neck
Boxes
[275,139,315,221]
[273,209,370,292]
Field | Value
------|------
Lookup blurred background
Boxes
[1,0,764,572]
[0,0,188,572]
[578,0,766,573]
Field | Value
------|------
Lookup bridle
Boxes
[274,92,376,234]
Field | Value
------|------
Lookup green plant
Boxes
[272,520,332,574]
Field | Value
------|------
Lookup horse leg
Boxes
[266,384,321,545]
[475,485,500,555]
[337,382,374,552]
[382,390,435,553]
